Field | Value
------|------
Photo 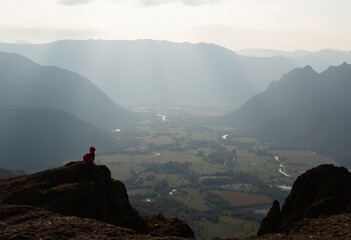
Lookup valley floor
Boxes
[97,107,337,240]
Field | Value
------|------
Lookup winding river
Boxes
[274,155,292,178]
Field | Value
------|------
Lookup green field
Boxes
[196,216,257,240]
[211,190,271,206]
[182,188,211,211]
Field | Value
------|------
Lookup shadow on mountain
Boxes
[220,62,351,167]
[0,105,124,171]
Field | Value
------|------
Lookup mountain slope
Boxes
[0,168,24,180]
[0,105,123,171]
[0,40,298,108]
[0,51,139,130]
[222,63,351,166]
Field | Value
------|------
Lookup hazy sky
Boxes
[1,0,351,51]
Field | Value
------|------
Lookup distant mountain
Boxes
[0,168,25,180]
[221,62,351,166]
[0,51,139,130]
[238,48,351,72]
[0,105,123,171]
[293,49,351,72]
[237,48,313,58]
[0,40,298,109]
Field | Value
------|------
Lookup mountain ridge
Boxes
[0,51,140,130]
[237,48,351,72]
[0,105,124,171]
[0,39,298,109]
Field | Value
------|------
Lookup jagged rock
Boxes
[246,213,351,240]
[144,214,195,238]
[280,164,351,230]
[0,162,148,233]
[258,164,351,236]
[257,200,282,236]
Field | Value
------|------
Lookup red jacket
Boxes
[83,152,95,164]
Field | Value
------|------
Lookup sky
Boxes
[0,0,351,51]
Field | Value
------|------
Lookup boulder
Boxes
[257,200,282,236]
[0,161,148,233]
[257,164,351,235]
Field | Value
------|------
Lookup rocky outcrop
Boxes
[258,164,351,236]
[248,213,351,240]
[0,204,188,240]
[257,200,282,236]
[144,214,195,238]
[0,162,148,233]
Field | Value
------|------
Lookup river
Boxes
[157,114,168,122]
[274,155,292,178]
[222,134,229,139]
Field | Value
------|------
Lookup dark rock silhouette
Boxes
[0,204,190,239]
[0,162,148,233]
[257,200,282,236]
[144,214,195,238]
[258,164,351,236]
[247,213,351,240]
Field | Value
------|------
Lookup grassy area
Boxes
[190,132,218,141]
[210,190,271,206]
[196,216,257,240]
[128,188,152,196]
[145,136,175,145]
[182,188,211,211]
[156,173,190,187]
[233,137,259,143]
[98,157,144,180]
[190,161,226,175]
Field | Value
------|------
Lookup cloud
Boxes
[57,0,92,6]
[139,0,221,7]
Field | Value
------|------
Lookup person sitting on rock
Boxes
[83,146,96,181]
[83,146,96,164]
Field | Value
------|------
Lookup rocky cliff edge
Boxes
[0,161,194,239]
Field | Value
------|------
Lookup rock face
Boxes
[247,213,351,240]
[0,204,188,240]
[0,162,148,233]
[258,164,351,236]
[257,200,282,236]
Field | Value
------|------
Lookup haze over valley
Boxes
[1,43,351,238]
[1,0,351,239]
